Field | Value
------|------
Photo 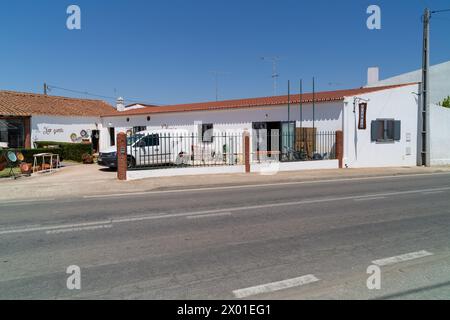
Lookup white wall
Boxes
[100,101,343,152]
[343,84,419,168]
[430,104,450,165]
[366,61,450,105]
[31,115,102,147]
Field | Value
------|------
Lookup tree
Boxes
[440,96,450,108]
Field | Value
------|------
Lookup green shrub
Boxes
[440,96,450,108]
[5,148,63,163]
[34,141,93,162]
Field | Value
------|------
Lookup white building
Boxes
[0,91,115,152]
[367,61,450,165]
[5,60,448,170]
[101,83,420,168]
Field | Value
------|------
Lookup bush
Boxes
[440,96,450,108]
[5,148,63,163]
[34,141,93,162]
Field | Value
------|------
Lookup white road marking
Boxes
[2,186,450,237]
[422,191,444,195]
[82,172,450,200]
[354,196,386,202]
[233,275,320,299]
[372,250,434,267]
[187,212,232,219]
[0,199,56,206]
[46,224,113,234]
[0,224,42,232]
[0,220,112,236]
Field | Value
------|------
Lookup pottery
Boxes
[20,163,32,174]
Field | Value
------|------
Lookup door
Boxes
[281,122,295,161]
[252,122,268,162]
[91,130,100,153]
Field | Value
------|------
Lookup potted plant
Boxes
[82,153,94,164]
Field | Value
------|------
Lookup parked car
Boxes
[98,130,189,169]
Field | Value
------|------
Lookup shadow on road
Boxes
[373,281,450,300]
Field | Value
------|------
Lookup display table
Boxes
[33,153,61,174]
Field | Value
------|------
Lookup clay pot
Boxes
[20,163,32,174]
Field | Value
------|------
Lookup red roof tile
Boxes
[0,91,115,117]
[103,83,416,117]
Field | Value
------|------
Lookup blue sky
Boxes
[0,0,449,105]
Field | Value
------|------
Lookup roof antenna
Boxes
[261,56,281,96]
[209,71,230,101]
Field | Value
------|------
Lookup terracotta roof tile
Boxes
[0,91,115,117]
[103,83,417,117]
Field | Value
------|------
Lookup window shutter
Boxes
[394,121,401,141]
[371,121,378,142]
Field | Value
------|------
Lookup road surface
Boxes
[1,172,449,299]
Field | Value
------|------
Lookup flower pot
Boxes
[20,163,32,175]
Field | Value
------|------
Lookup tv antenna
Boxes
[210,71,230,101]
[261,56,281,96]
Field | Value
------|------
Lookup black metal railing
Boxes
[252,130,336,163]
[127,132,244,170]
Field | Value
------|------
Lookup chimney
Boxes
[367,67,379,86]
[116,97,125,112]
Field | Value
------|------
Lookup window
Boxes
[138,134,160,147]
[109,128,115,146]
[0,120,8,144]
[133,126,147,134]
[0,119,25,148]
[371,119,401,143]
[201,123,214,143]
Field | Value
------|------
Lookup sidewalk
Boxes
[1,164,450,201]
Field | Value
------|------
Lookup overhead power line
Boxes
[45,84,166,106]
[431,8,450,14]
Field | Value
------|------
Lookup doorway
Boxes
[253,122,289,161]
[252,121,296,162]
[91,130,100,153]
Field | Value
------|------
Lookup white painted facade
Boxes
[366,61,450,167]
[31,115,103,147]
[103,84,421,169]
[366,60,450,105]
[343,84,419,168]
[101,101,343,149]
[430,104,450,165]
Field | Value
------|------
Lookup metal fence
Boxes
[252,131,336,163]
[127,130,336,170]
[127,132,244,170]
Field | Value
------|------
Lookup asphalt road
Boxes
[1,172,450,300]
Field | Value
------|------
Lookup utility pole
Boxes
[420,7,450,166]
[210,71,230,101]
[44,83,48,95]
[261,56,280,96]
[421,8,431,167]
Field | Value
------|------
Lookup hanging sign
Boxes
[358,103,368,130]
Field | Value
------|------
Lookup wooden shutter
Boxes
[394,121,401,141]
[371,121,378,142]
